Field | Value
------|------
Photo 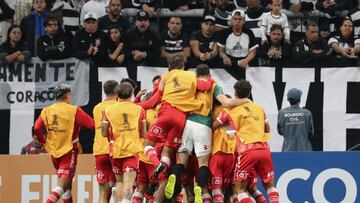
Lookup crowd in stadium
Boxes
[1,0,360,75]
[1,0,357,203]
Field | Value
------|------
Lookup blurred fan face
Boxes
[272,1,282,13]
[45,20,59,36]
[9,27,22,43]
[216,0,229,9]
[168,17,182,35]
[246,0,260,8]
[340,20,353,38]
[110,28,121,42]
[270,29,283,44]
[306,26,319,42]
[136,19,150,32]
[201,21,215,36]
[84,19,98,33]
[109,0,121,16]
[231,15,245,30]
[33,0,46,14]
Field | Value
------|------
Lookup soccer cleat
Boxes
[145,181,158,198]
[194,186,203,203]
[165,174,177,199]
[151,163,166,180]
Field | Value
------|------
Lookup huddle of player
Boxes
[35,54,279,203]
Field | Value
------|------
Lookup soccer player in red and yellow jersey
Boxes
[165,64,249,203]
[34,84,95,203]
[209,102,237,203]
[214,80,279,203]
[143,55,214,199]
[92,80,118,203]
[102,82,147,203]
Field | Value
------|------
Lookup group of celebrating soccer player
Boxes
[34,54,279,203]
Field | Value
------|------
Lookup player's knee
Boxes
[198,166,210,187]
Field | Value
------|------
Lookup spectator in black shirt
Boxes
[72,12,107,66]
[292,22,331,64]
[257,24,291,66]
[0,25,31,66]
[190,15,219,68]
[37,15,71,61]
[328,18,360,58]
[98,0,129,33]
[0,0,15,42]
[123,10,160,80]
[160,16,190,66]
[132,0,159,30]
[348,0,360,36]
[105,25,125,66]
[212,0,236,32]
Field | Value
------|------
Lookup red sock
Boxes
[176,193,183,203]
[237,193,251,203]
[202,193,212,203]
[213,193,224,203]
[132,191,143,203]
[267,188,279,203]
[63,198,72,203]
[160,156,170,168]
[253,190,266,203]
[232,196,239,203]
[46,187,63,203]
[145,146,160,166]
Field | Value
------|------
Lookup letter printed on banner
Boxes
[313,168,357,203]
[21,175,41,203]
[322,68,360,150]
[77,175,91,203]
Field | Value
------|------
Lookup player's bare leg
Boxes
[99,182,114,203]
[154,180,167,203]
[114,174,124,202]
[122,171,137,203]
[184,183,195,203]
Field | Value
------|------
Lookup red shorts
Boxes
[209,152,235,189]
[233,146,274,184]
[94,154,116,184]
[137,161,155,185]
[112,156,139,175]
[146,102,186,148]
[51,149,78,180]
[182,154,199,185]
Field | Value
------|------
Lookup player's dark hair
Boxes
[152,75,161,83]
[168,54,185,69]
[234,79,252,99]
[116,82,133,99]
[103,80,118,95]
[196,64,210,76]
[120,78,137,89]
